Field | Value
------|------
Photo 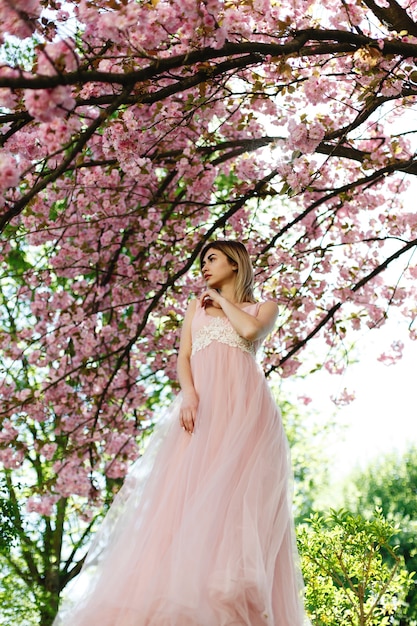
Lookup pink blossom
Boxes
[55,461,92,498]
[377,340,404,365]
[331,388,356,406]
[27,494,59,517]
[409,266,417,279]
[11,0,40,14]
[37,40,79,76]
[0,421,19,443]
[0,152,20,190]
[324,360,346,375]
[39,443,58,460]
[0,448,24,469]
[0,88,17,109]
[380,79,403,97]
[287,119,325,154]
[24,86,75,123]
[16,389,32,402]
[303,77,329,104]
[105,459,129,479]
[0,1,40,41]
[298,395,312,406]
[280,359,301,378]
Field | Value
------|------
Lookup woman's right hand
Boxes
[179,391,199,434]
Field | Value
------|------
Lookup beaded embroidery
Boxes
[192,317,255,356]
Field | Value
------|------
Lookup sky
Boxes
[281,317,417,488]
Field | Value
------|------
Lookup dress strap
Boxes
[254,302,262,316]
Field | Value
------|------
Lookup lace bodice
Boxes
[191,308,258,357]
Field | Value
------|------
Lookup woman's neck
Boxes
[218,283,237,303]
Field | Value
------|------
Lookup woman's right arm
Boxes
[177,299,198,434]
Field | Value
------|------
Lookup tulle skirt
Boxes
[53,341,306,626]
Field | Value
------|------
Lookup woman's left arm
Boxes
[200,290,278,341]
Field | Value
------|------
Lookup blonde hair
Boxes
[199,240,256,303]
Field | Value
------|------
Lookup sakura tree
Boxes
[0,0,417,621]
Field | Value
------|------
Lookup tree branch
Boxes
[361,0,417,36]
[0,85,134,233]
[267,236,417,373]
[0,33,416,91]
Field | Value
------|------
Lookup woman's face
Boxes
[201,248,237,290]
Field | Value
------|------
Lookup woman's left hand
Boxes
[200,289,224,309]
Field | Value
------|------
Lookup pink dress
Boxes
[53,302,306,626]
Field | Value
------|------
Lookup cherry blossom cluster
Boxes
[0,0,417,513]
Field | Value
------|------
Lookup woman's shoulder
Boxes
[184,298,198,317]
[240,301,277,323]
[187,299,198,311]
[258,300,278,310]
[256,301,278,328]
[252,300,278,314]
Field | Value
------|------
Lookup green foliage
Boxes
[0,479,18,553]
[343,447,417,623]
[0,560,41,626]
[0,476,59,625]
[344,447,417,522]
[298,509,412,626]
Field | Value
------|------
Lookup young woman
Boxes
[53,240,307,626]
